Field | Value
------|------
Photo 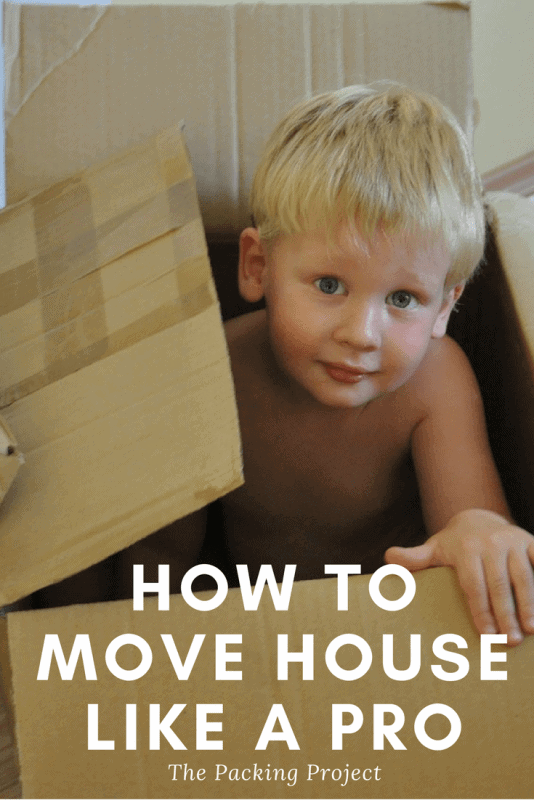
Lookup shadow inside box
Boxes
[447,221,534,535]
[25,499,233,610]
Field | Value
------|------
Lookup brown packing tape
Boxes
[0,124,243,605]
[0,231,213,408]
[0,308,242,608]
[0,127,203,407]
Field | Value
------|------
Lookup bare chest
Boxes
[229,382,418,527]
[221,313,427,578]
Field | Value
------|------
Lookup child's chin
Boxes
[309,383,380,409]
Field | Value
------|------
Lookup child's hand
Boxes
[385,509,534,645]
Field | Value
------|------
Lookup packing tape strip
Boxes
[0,126,214,408]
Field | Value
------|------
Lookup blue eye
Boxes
[386,290,418,310]
[315,277,345,295]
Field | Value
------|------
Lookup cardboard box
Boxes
[4,1,474,238]
[3,2,534,798]
[0,414,23,505]
[0,122,242,608]
[4,568,534,799]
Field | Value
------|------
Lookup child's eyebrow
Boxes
[395,268,444,293]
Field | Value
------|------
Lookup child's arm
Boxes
[386,337,534,645]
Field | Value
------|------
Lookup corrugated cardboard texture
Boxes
[0,415,22,507]
[4,2,473,238]
[0,617,20,800]
[0,124,242,607]
[7,568,534,799]
[486,191,534,354]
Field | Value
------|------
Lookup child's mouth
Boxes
[322,363,370,384]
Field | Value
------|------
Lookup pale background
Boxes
[1,0,533,206]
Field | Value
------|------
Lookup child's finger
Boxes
[455,558,497,636]
[483,554,523,645]
[384,541,438,570]
[509,549,534,634]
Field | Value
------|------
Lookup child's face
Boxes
[239,224,463,408]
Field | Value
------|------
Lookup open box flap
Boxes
[485,191,534,351]
[0,125,243,606]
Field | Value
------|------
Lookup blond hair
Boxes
[250,84,485,284]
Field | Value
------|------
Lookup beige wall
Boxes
[472,0,534,174]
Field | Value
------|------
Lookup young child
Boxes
[121,84,534,646]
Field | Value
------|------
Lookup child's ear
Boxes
[431,281,465,338]
[238,228,268,303]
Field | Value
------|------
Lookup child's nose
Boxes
[333,300,382,350]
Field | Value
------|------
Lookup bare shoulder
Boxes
[409,336,509,532]
[407,335,480,416]
[224,309,266,349]
[224,309,270,385]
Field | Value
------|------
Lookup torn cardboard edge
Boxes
[3,4,108,128]
[4,2,474,238]
[1,0,472,128]
[0,413,23,506]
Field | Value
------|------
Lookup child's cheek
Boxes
[280,292,318,335]
[391,322,434,377]
[269,305,309,354]
[397,316,433,350]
